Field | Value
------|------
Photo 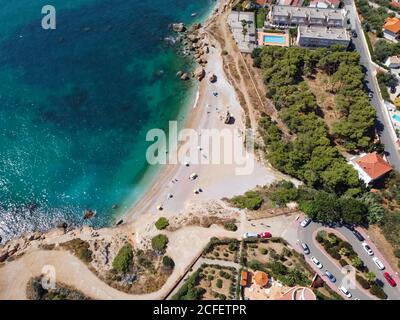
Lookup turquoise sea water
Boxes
[0,0,215,241]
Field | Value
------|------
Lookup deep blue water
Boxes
[0,0,215,241]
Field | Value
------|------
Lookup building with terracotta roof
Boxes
[391,0,400,8]
[349,152,393,185]
[383,17,400,42]
[385,55,400,69]
[241,271,249,287]
[254,271,269,287]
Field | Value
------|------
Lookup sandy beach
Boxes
[126,1,287,227]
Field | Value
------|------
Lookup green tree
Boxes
[112,244,133,274]
[151,234,169,252]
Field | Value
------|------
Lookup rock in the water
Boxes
[176,70,183,77]
[193,67,205,81]
[180,73,190,81]
[172,23,186,32]
[209,74,217,83]
[191,23,201,31]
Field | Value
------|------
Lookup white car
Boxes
[311,256,323,269]
[300,218,311,228]
[339,286,352,298]
[361,242,373,256]
[372,257,385,270]
[243,232,258,239]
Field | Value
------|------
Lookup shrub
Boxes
[162,256,175,269]
[327,248,341,260]
[216,279,223,288]
[224,221,238,231]
[370,284,388,300]
[60,239,93,264]
[259,248,268,255]
[151,234,169,252]
[230,191,263,210]
[112,244,133,274]
[356,275,371,289]
[228,242,237,251]
[394,248,400,258]
[208,275,214,281]
[339,259,348,267]
[155,217,169,230]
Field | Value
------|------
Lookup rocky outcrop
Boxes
[193,67,205,81]
[171,23,186,33]
[180,73,190,81]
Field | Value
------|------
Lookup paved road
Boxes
[297,220,400,300]
[297,222,373,300]
[345,0,400,170]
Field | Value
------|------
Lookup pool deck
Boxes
[257,31,289,47]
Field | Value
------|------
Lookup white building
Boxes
[269,5,348,28]
[309,0,341,9]
[297,25,350,48]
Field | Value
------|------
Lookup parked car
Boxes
[368,92,373,99]
[372,257,385,270]
[258,232,272,239]
[325,271,336,283]
[343,223,354,231]
[301,242,310,255]
[339,285,352,298]
[300,218,311,228]
[390,86,396,94]
[311,256,323,269]
[243,232,258,239]
[383,272,397,287]
[352,230,365,242]
[352,30,358,38]
[362,242,374,256]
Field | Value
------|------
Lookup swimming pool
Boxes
[393,114,400,122]
[263,35,286,44]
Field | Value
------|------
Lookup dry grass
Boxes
[305,71,342,133]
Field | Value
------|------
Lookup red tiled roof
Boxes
[384,17,400,34]
[241,271,249,286]
[254,271,269,287]
[255,0,267,6]
[390,1,400,8]
[356,152,392,180]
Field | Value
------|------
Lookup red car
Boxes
[258,232,272,239]
[384,272,397,287]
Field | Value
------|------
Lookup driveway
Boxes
[294,217,400,300]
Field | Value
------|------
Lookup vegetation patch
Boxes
[155,217,169,230]
[151,234,169,252]
[60,239,93,264]
[112,243,133,274]
[26,276,91,300]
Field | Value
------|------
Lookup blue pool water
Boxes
[393,114,400,122]
[264,35,285,44]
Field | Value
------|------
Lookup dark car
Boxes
[344,223,354,231]
[391,86,396,94]
[353,230,365,241]
[352,30,357,38]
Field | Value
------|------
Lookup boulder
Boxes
[172,23,186,32]
[191,23,202,31]
[176,70,183,77]
[180,73,190,81]
[193,67,205,81]
[209,74,217,83]
[187,34,200,43]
